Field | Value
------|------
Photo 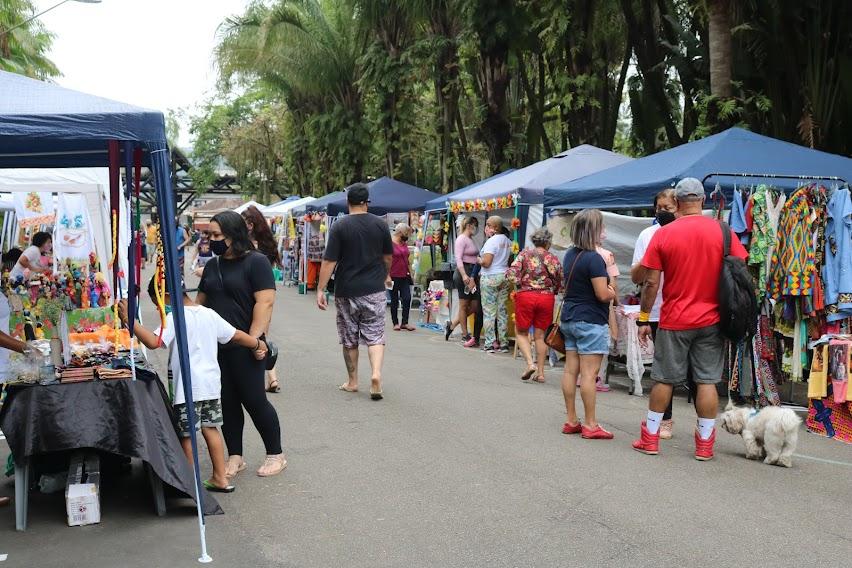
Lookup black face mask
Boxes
[656,211,676,226]
[209,238,229,257]
[400,235,409,242]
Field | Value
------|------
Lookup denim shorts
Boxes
[560,320,609,355]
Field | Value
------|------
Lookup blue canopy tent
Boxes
[424,170,516,212]
[326,177,440,216]
[298,190,344,214]
[442,145,632,247]
[546,128,852,210]
[0,70,213,559]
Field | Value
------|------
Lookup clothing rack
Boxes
[701,172,847,186]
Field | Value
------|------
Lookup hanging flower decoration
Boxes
[303,214,312,222]
[510,217,521,230]
[511,241,520,255]
[443,221,449,233]
[448,193,518,214]
[319,224,327,233]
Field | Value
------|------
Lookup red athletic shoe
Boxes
[694,428,716,461]
[562,421,582,435]
[581,424,614,439]
[632,421,660,455]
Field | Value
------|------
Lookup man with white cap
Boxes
[632,177,747,460]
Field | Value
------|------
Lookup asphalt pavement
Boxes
[2,283,852,567]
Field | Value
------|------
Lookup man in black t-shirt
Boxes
[317,183,393,400]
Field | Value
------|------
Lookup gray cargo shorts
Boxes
[651,324,724,385]
[335,291,387,348]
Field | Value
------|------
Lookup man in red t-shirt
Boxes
[632,178,748,460]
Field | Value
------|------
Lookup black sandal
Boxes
[444,321,453,341]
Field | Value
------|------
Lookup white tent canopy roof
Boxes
[262,196,316,216]
[233,200,263,214]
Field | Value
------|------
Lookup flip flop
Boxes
[533,376,546,383]
[225,460,247,479]
[521,367,536,381]
[203,480,236,493]
[370,390,384,401]
[257,455,287,477]
[338,384,358,392]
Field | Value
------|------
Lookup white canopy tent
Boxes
[0,168,130,288]
[233,200,263,214]
[262,196,316,217]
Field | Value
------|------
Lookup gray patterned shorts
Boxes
[174,399,223,437]
[335,291,387,348]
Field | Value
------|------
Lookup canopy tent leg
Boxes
[149,144,212,564]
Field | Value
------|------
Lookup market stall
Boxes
[0,70,217,555]
[288,192,343,291]
[544,128,852,416]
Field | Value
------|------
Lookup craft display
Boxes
[720,181,852,444]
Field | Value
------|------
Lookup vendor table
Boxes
[0,369,221,530]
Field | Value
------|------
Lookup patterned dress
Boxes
[769,186,817,298]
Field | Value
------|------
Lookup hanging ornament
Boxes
[319,223,327,233]
[510,217,521,230]
[511,241,520,255]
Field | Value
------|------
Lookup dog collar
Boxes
[747,408,759,421]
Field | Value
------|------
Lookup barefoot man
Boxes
[317,183,393,400]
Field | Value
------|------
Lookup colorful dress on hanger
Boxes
[769,186,817,298]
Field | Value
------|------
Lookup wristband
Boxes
[637,311,650,323]
[636,320,652,327]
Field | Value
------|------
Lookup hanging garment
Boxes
[823,187,852,322]
[770,186,817,298]
[808,343,829,399]
[749,187,778,297]
[728,188,749,244]
[54,194,95,262]
[13,191,55,228]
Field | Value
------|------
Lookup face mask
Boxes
[164,305,172,315]
[400,235,409,242]
[209,238,228,257]
[656,211,676,226]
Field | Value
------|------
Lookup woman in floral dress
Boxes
[506,227,563,382]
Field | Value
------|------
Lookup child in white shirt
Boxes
[120,276,266,492]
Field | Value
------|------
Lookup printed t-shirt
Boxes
[323,213,394,298]
[390,241,411,278]
[198,251,275,335]
[9,245,46,280]
[561,247,609,325]
[480,234,511,276]
[156,306,236,405]
[642,215,747,331]
[632,224,664,322]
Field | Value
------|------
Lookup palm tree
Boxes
[217,0,368,187]
[707,0,732,98]
[0,0,60,79]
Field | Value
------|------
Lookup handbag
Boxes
[544,251,584,354]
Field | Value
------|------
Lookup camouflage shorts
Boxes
[174,399,223,437]
[335,292,387,348]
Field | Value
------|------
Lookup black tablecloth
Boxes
[0,369,222,515]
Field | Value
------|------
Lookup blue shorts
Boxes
[560,321,609,355]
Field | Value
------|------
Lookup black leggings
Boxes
[390,277,412,325]
[218,347,282,455]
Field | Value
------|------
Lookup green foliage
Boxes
[0,0,59,79]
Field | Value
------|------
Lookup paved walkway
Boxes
[2,285,852,567]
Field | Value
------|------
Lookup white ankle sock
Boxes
[697,418,716,440]
[646,411,664,435]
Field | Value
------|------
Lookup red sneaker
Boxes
[581,424,614,439]
[632,421,660,455]
[694,428,716,461]
[562,421,582,435]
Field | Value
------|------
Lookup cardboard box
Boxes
[65,452,101,527]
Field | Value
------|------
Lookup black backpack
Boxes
[718,221,757,342]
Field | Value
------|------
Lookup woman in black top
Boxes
[197,211,286,478]
[242,206,283,393]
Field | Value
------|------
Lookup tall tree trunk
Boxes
[604,43,632,149]
[708,0,732,98]
[454,107,476,184]
[476,50,511,173]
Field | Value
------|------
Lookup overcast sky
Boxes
[35,0,250,144]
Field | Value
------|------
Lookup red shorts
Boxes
[514,291,555,331]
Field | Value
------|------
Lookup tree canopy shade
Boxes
[326,177,440,216]
[545,128,852,211]
[0,70,165,167]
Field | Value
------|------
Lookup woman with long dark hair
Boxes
[197,210,286,478]
[242,205,283,393]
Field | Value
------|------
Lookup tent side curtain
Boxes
[544,128,852,210]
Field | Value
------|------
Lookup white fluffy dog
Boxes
[719,403,802,468]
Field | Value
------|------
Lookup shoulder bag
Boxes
[213,255,279,370]
[544,250,584,354]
